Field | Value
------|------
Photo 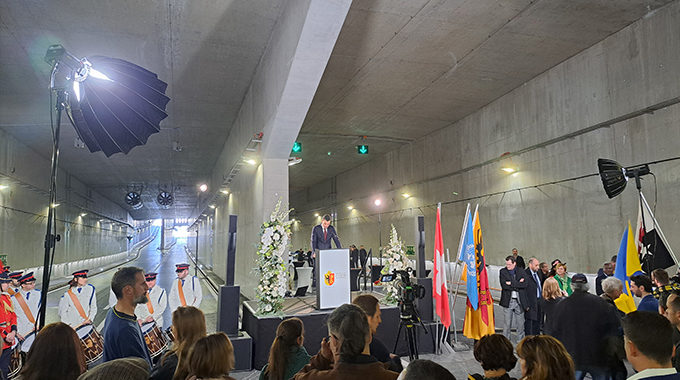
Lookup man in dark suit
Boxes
[524,257,544,336]
[512,247,526,269]
[499,255,528,344]
[359,245,368,270]
[311,214,342,252]
[349,245,359,268]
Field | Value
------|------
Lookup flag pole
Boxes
[640,192,679,266]
[450,203,470,347]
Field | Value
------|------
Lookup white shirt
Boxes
[627,368,677,380]
[168,276,202,312]
[58,284,97,328]
[135,285,167,328]
[11,289,41,336]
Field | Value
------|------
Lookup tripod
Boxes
[393,301,428,360]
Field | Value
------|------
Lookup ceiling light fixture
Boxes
[288,157,302,166]
[0,185,7,190]
[347,206,353,210]
[50,203,60,208]
[314,213,319,217]
[501,167,517,173]
[246,159,257,166]
[199,184,208,192]
[374,199,382,206]
[80,213,87,217]
[209,204,216,209]
[401,193,411,199]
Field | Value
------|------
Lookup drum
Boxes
[8,340,22,379]
[76,324,104,364]
[165,326,175,342]
[20,331,36,353]
[141,321,169,358]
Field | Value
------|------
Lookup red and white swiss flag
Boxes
[433,204,451,328]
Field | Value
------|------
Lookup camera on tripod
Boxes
[381,267,425,321]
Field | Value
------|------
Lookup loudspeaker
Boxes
[416,277,434,322]
[226,215,237,286]
[217,285,240,336]
[416,216,426,278]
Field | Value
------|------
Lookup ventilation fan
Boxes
[157,191,173,208]
[125,191,143,210]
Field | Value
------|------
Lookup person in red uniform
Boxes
[0,272,18,379]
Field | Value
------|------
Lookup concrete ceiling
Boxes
[0,0,673,219]
[0,0,284,219]
[289,0,673,190]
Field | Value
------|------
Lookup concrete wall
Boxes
[291,1,680,274]
[0,128,133,270]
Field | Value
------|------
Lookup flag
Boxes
[460,207,477,309]
[463,206,495,340]
[614,221,644,314]
[636,200,674,272]
[433,204,451,328]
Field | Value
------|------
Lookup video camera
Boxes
[381,267,425,321]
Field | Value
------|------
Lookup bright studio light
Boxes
[199,184,208,192]
[374,199,382,206]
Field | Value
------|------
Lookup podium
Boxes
[316,249,351,309]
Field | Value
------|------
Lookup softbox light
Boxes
[597,158,651,198]
[45,45,170,156]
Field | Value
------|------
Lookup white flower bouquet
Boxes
[380,224,411,304]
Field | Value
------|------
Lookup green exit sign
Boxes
[357,145,369,154]
[292,141,302,153]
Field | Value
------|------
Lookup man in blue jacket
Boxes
[311,214,342,252]
[631,274,659,312]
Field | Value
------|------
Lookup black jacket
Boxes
[548,291,620,368]
[524,268,543,320]
[499,267,529,309]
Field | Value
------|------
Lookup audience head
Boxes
[352,294,382,334]
[327,303,370,361]
[623,311,674,371]
[111,267,147,304]
[539,262,549,275]
[517,335,574,380]
[554,263,567,276]
[76,357,149,380]
[571,273,589,293]
[473,334,517,373]
[186,333,235,379]
[402,359,455,380]
[512,248,519,256]
[652,269,670,287]
[664,291,680,327]
[169,306,207,380]
[630,274,653,297]
[542,277,563,300]
[266,318,305,380]
[601,276,623,300]
[527,258,539,272]
[505,256,516,270]
[602,262,614,276]
[20,322,87,380]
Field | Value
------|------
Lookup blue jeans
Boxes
[575,366,610,380]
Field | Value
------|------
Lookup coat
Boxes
[499,268,529,309]
[553,275,573,296]
[293,354,398,380]
[259,345,312,380]
[547,291,620,368]
[310,225,341,252]
[524,268,543,321]
[168,276,203,313]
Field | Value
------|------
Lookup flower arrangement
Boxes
[381,224,411,304]
[255,200,293,315]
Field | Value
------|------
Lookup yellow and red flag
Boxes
[463,206,495,340]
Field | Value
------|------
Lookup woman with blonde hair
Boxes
[260,317,311,380]
[538,277,564,336]
[18,322,87,380]
[149,306,207,380]
[516,335,574,380]
[552,263,572,296]
[186,333,235,380]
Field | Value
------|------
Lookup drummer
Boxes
[58,269,98,328]
[7,272,22,296]
[168,263,202,313]
[0,273,18,379]
[11,272,40,340]
[135,272,167,328]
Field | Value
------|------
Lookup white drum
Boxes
[20,331,36,353]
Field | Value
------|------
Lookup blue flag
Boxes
[463,209,478,309]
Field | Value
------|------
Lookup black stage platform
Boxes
[242,292,438,369]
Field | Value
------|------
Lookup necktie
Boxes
[533,272,541,298]
[324,228,327,240]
